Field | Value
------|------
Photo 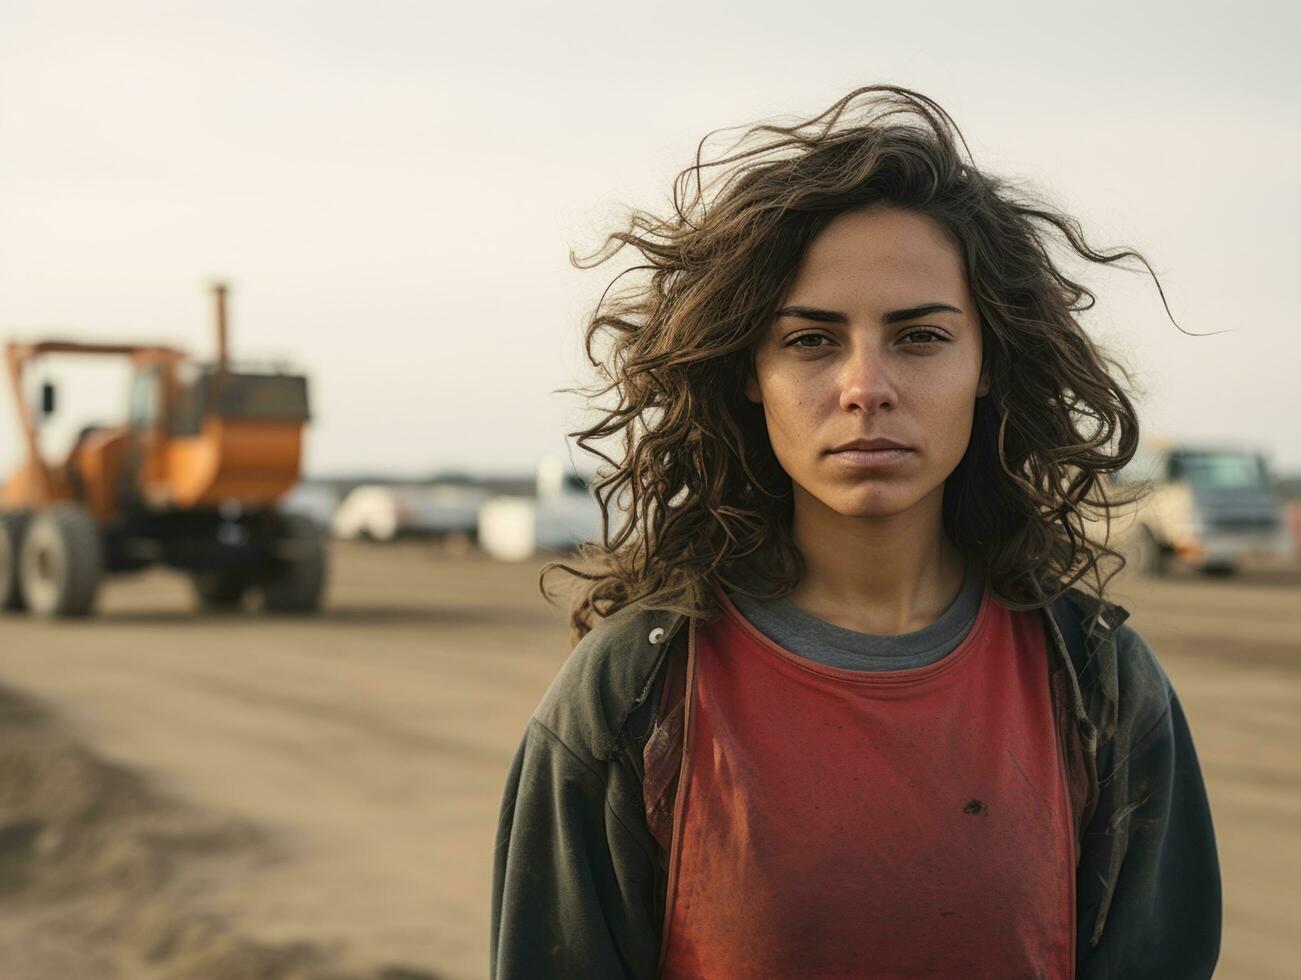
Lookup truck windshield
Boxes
[1170,451,1267,489]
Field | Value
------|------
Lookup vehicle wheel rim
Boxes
[24,536,63,612]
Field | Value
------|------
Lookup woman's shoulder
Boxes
[1055,583,1174,745]
[533,597,688,765]
[1110,615,1176,740]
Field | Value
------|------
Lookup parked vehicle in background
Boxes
[330,483,487,545]
[0,283,327,617]
[477,456,601,561]
[1107,440,1290,576]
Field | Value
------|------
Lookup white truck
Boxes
[1107,441,1290,576]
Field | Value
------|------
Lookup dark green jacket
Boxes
[491,587,1221,978]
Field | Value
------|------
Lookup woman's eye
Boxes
[902,329,948,346]
[784,330,948,350]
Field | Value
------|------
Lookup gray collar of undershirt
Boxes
[724,561,986,671]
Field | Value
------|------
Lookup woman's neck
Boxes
[784,484,968,636]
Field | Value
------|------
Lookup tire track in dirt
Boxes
[0,683,447,980]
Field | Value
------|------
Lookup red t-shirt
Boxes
[658,584,1077,979]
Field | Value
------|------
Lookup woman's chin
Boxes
[812,486,922,521]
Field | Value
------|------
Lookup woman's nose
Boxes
[837,350,898,415]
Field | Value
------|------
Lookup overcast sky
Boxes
[1,0,1297,481]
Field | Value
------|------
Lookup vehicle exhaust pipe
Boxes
[213,281,229,370]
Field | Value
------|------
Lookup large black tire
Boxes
[262,514,328,613]
[192,569,250,610]
[1128,525,1168,577]
[0,513,30,611]
[19,505,105,618]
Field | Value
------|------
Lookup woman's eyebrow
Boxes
[774,303,963,324]
[883,303,963,324]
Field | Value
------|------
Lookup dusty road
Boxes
[0,541,1297,978]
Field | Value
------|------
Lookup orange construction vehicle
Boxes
[0,284,326,617]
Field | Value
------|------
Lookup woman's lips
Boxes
[826,447,914,468]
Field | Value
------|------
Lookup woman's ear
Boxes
[976,363,990,398]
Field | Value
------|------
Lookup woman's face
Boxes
[745,205,989,522]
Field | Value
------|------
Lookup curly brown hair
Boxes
[541,84,1176,643]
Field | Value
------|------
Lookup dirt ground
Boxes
[0,541,1296,979]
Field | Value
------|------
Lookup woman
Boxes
[492,85,1220,979]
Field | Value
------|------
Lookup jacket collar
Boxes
[1038,582,1130,753]
[581,601,690,761]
